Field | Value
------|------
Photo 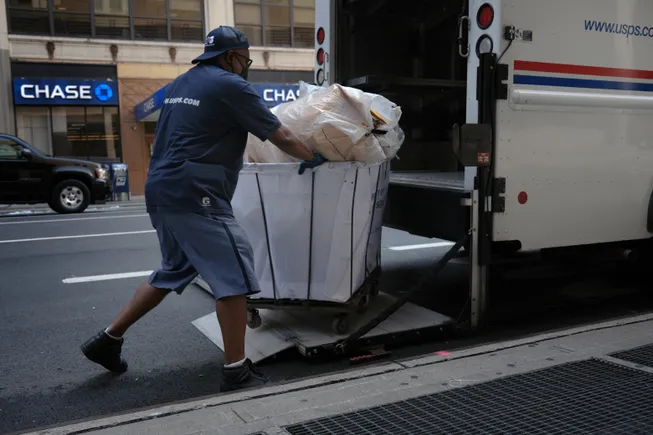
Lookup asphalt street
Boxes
[1,206,651,434]
[0,206,463,434]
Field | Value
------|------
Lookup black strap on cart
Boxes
[335,230,471,353]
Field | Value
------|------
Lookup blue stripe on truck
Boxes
[514,75,653,92]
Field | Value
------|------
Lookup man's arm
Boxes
[225,81,320,163]
[267,125,315,161]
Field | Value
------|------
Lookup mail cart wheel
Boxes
[332,315,350,335]
[356,294,370,314]
[247,309,262,329]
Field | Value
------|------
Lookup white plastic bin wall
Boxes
[231,161,390,304]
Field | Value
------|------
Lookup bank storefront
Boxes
[11,62,122,164]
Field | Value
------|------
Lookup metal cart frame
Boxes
[246,267,382,335]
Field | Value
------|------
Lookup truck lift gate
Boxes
[192,221,469,362]
[193,277,454,363]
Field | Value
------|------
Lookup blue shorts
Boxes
[147,212,261,300]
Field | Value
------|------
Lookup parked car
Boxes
[0,133,112,214]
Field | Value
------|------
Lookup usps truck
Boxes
[195,0,653,360]
[312,0,653,329]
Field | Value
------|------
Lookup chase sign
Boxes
[251,84,300,106]
[13,79,119,106]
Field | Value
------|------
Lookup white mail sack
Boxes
[232,161,390,304]
[246,82,405,164]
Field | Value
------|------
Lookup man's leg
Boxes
[81,212,196,374]
[162,212,268,391]
[107,281,169,337]
[80,282,169,373]
[215,294,247,365]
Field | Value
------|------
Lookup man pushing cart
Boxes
[80,26,326,393]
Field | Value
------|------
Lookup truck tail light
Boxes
[477,3,494,30]
[316,68,325,85]
[316,48,325,65]
[316,27,325,45]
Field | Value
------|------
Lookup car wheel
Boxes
[52,180,90,214]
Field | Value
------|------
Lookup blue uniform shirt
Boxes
[145,64,282,213]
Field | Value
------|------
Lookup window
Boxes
[15,106,122,162]
[235,0,314,48]
[6,0,50,35]
[6,0,205,42]
[94,0,130,39]
[292,1,314,48]
[52,106,87,157]
[169,0,204,41]
[0,139,23,160]
[85,107,120,160]
[15,107,52,155]
[133,0,167,40]
[53,0,91,37]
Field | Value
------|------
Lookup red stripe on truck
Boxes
[515,60,653,80]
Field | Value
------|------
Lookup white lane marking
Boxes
[0,213,148,225]
[0,230,156,244]
[388,241,455,251]
[63,270,154,284]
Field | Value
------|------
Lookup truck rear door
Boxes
[492,0,653,250]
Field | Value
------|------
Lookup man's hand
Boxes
[298,151,327,175]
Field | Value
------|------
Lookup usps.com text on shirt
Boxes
[164,97,201,107]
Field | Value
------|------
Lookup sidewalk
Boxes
[26,312,653,435]
[0,196,145,217]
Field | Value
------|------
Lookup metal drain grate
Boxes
[284,359,653,435]
[610,343,653,369]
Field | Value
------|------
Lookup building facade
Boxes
[1,0,315,195]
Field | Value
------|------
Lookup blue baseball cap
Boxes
[192,26,250,64]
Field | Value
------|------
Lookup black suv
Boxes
[0,134,112,214]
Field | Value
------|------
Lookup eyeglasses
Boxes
[234,52,253,69]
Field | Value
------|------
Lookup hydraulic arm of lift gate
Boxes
[470,52,502,329]
[334,231,470,353]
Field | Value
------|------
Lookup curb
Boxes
[22,311,653,435]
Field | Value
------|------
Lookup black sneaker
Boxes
[220,359,269,392]
[81,330,128,374]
